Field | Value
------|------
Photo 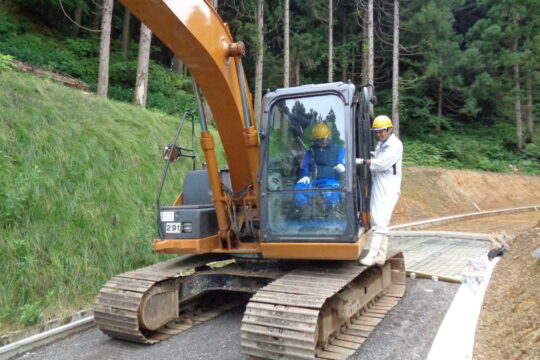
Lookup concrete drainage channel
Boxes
[1,205,538,360]
[389,230,491,282]
[389,204,539,231]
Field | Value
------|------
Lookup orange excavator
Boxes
[94,1,405,358]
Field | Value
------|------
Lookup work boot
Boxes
[360,233,382,266]
[373,234,388,265]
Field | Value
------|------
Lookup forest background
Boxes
[0,0,539,332]
[1,0,539,172]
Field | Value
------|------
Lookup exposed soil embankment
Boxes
[393,166,540,224]
[474,226,540,360]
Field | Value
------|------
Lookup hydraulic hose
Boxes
[234,58,252,129]
[192,77,207,132]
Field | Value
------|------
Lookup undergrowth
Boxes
[0,7,195,116]
[403,124,540,174]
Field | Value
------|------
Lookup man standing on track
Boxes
[357,115,403,266]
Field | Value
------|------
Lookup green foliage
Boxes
[403,126,540,174]
[0,27,197,115]
[395,91,437,135]
[522,143,540,162]
[0,305,16,323]
[146,62,196,114]
[0,33,84,76]
[11,0,88,33]
[400,0,465,134]
[65,36,99,58]
[0,14,21,35]
[0,53,13,72]
[0,71,219,330]
[20,302,42,326]
[0,7,196,117]
[403,141,445,167]
[0,165,42,228]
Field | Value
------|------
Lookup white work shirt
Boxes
[369,133,403,234]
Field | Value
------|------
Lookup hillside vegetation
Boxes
[0,70,224,331]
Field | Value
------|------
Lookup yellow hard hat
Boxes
[312,123,331,139]
[372,115,393,130]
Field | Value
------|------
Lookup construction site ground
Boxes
[396,167,540,360]
[15,278,457,360]
[12,167,540,359]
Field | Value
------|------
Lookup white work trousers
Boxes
[370,189,400,234]
[369,133,403,234]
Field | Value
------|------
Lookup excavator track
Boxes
[94,253,236,344]
[96,252,405,359]
[241,252,406,360]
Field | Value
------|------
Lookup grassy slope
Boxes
[0,70,223,330]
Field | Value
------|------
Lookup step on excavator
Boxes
[94,1,406,358]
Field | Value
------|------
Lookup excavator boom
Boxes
[119,0,256,193]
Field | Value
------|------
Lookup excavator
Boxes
[94,1,406,359]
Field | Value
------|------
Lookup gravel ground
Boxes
[16,278,459,360]
[352,278,459,360]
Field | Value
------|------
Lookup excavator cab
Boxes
[259,83,374,245]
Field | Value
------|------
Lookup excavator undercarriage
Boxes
[95,252,405,359]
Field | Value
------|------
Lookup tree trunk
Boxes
[121,6,131,59]
[254,0,264,128]
[391,0,400,138]
[283,0,290,88]
[341,18,347,83]
[361,12,368,85]
[328,0,333,82]
[367,0,374,87]
[514,62,523,152]
[512,14,523,152]
[351,39,355,83]
[134,23,152,107]
[96,0,113,97]
[436,77,443,135]
[71,4,83,38]
[295,53,301,86]
[525,75,534,144]
[172,55,184,76]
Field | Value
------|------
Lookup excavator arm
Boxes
[120,0,258,197]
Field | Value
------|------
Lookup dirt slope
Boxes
[393,166,540,224]
[473,226,540,360]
